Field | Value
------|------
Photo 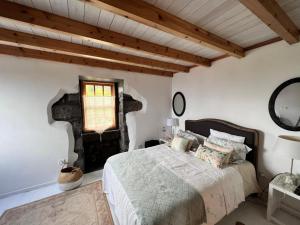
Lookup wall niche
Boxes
[51,87,142,172]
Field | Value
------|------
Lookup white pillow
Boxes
[210,129,245,143]
[171,136,190,152]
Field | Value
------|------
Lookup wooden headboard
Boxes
[185,119,259,171]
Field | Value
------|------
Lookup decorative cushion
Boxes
[171,136,190,152]
[177,130,200,151]
[195,145,232,168]
[204,140,233,164]
[207,136,252,161]
[186,130,207,146]
[210,129,245,143]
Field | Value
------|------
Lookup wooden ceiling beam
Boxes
[0,1,211,67]
[244,36,283,51]
[0,44,173,77]
[0,28,189,72]
[239,0,299,44]
[87,0,245,58]
[211,36,287,62]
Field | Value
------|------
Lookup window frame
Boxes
[80,80,119,133]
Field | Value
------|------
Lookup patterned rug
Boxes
[0,181,114,225]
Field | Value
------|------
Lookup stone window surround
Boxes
[50,76,142,170]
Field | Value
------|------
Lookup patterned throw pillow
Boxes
[195,146,232,168]
[177,130,200,151]
[171,136,190,152]
[210,129,245,143]
[186,130,207,146]
[207,136,252,161]
[204,140,233,164]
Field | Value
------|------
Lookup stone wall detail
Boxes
[122,94,143,150]
[51,91,142,170]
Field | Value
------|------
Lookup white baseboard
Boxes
[0,170,103,199]
[0,180,57,199]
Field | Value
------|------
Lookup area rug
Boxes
[0,181,114,225]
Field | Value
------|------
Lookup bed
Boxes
[103,119,260,225]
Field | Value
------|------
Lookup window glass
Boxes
[103,86,112,96]
[81,81,116,132]
[86,85,95,97]
[95,85,103,96]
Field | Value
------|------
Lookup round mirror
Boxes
[269,77,300,131]
[172,92,186,117]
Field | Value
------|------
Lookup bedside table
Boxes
[267,173,300,225]
[159,138,172,146]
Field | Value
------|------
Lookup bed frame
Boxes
[185,119,259,172]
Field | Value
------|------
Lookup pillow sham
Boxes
[186,130,207,146]
[204,140,233,164]
[177,130,200,151]
[171,136,190,152]
[195,145,232,168]
[210,129,245,143]
[207,136,252,161]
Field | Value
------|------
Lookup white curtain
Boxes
[83,95,116,133]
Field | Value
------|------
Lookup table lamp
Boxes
[167,118,179,138]
[274,135,300,184]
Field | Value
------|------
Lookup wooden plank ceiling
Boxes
[0,0,299,77]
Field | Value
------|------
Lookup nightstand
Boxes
[267,173,300,225]
[159,138,172,146]
[145,140,160,148]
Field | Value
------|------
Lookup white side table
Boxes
[267,173,300,225]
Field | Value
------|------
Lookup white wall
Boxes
[2,40,300,197]
[0,55,172,196]
[172,41,300,180]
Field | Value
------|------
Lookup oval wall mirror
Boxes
[269,77,300,131]
[172,92,186,117]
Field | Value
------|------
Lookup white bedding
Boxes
[103,144,259,225]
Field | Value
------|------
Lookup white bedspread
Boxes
[103,144,258,225]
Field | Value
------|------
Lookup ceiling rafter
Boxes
[211,36,293,63]
[86,0,245,58]
[239,0,299,44]
[0,28,190,72]
[0,0,211,67]
[0,44,173,77]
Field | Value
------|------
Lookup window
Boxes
[81,81,117,133]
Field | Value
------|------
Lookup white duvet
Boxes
[103,144,259,225]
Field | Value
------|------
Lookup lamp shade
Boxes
[167,118,179,127]
[274,135,300,160]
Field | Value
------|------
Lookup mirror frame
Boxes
[172,92,186,117]
[268,77,300,131]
